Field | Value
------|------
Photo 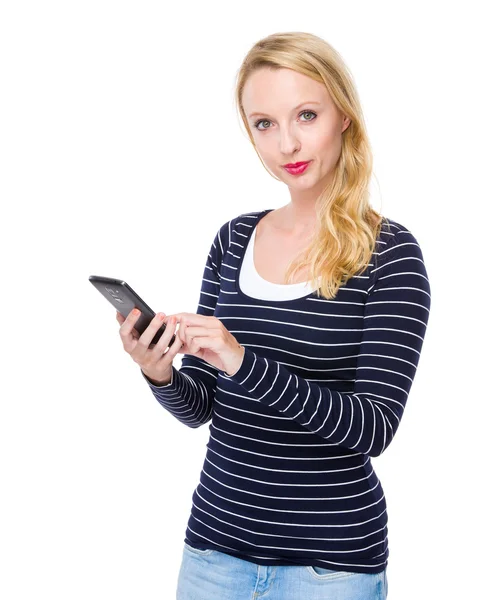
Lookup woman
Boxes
[117,31,430,600]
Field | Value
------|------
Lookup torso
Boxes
[253,209,315,285]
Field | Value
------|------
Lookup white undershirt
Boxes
[238,224,321,301]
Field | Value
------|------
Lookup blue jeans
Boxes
[176,543,388,599]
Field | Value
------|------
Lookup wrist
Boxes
[142,367,173,387]
[226,345,245,376]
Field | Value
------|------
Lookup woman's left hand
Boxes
[170,313,245,376]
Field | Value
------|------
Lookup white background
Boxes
[1,1,493,598]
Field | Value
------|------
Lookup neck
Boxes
[278,201,317,235]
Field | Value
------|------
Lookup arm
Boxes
[141,218,233,428]
[221,227,431,456]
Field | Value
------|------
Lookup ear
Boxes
[342,116,351,133]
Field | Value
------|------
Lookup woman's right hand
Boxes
[116,309,183,385]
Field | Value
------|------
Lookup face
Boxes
[242,67,350,200]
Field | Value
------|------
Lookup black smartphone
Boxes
[89,275,176,347]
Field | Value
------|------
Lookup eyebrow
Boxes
[248,101,321,119]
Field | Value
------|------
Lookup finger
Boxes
[116,311,139,335]
[182,322,194,349]
[182,325,213,354]
[184,336,215,353]
[157,320,186,363]
[183,325,211,353]
[174,313,217,328]
[119,308,142,342]
[150,316,178,357]
[171,321,191,354]
[180,326,211,338]
[170,312,187,320]
[132,312,168,360]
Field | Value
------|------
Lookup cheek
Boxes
[317,133,342,164]
[255,144,277,168]
[254,137,272,156]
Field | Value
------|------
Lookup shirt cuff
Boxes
[222,346,257,384]
[141,366,176,390]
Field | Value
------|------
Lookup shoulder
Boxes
[217,209,265,228]
[217,209,267,237]
[211,209,266,251]
[373,216,428,281]
[377,216,425,256]
[233,209,267,224]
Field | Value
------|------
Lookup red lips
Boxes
[284,161,310,168]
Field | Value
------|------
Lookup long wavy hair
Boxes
[234,31,391,300]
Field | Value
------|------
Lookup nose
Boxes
[278,124,300,156]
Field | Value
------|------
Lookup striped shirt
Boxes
[141,208,431,574]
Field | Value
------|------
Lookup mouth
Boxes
[283,160,312,175]
[283,161,310,168]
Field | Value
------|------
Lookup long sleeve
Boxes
[220,227,431,457]
[141,218,233,428]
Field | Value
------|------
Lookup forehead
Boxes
[242,67,329,112]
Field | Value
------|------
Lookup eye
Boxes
[254,118,271,131]
[300,110,317,122]
[253,110,317,131]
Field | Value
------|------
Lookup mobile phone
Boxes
[89,275,176,347]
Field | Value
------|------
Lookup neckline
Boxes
[234,209,320,304]
[249,223,312,288]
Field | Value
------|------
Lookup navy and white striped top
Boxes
[142,208,431,574]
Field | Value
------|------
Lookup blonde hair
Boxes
[234,31,392,300]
